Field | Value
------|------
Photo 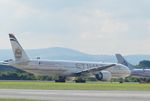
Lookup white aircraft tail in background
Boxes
[115,54,150,79]
[115,54,135,70]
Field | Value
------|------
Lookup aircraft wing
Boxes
[74,64,116,76]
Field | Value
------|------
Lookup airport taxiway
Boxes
[0,89,150,101]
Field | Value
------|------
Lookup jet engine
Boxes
[95,71,112,81]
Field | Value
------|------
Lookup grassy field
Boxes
[0,81,150,91]
[0,99,43,101]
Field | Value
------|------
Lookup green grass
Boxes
[0,81,150,91]
[0,99,43,101]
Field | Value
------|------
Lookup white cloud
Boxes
[100,19,128,34]
[147,20,150,32]
[0,0,150,55]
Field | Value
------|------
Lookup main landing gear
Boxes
[119,78,124,83]
[55,76,66,82]
[55,76,86,83]
[75,77,86,83]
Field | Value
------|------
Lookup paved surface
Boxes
[0,89,150,101]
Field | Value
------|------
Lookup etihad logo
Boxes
[15,48,22,59]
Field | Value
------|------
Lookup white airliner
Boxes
[116,54,150,80]
[7,34,130,82]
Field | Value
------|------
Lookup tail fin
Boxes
[115,54,135,70]
[9,33,29,63]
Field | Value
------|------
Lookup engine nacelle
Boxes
[95,71,112,81]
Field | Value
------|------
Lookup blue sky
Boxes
[0,0,150,55]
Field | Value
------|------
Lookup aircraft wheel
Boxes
[75,79,86,83]
[55,76,66,82]
[119,78,124,83]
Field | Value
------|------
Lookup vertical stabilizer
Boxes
[115,54,135,70]
[9,33,29,63]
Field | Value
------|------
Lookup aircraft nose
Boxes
[122,65,131,76]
